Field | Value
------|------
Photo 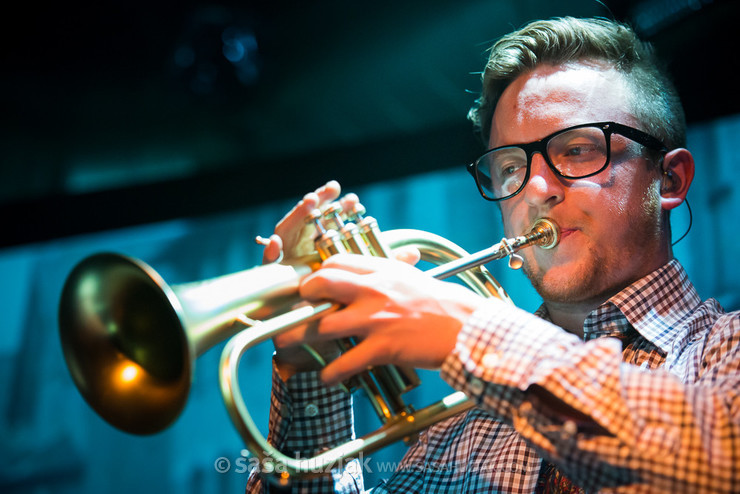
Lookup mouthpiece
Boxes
[530,218,559,250]
[426,218,560,280]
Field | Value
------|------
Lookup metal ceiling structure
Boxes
[2,0,737,247]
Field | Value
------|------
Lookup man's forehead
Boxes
[489,62,634,144]
[511,62,627,104]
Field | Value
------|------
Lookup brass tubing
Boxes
[425,218,558,280]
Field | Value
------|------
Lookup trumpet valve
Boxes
[308,209,347,259]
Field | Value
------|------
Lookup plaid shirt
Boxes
[246,260,740,493]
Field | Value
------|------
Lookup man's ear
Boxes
[660,148,695,211]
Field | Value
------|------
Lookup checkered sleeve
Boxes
[441,297,585,421]
[442,298,740,493]
[245,361,364,493]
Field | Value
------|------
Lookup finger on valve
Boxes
[255,180,343,264]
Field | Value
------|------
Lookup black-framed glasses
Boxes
[467,121,668,201]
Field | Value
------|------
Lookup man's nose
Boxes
[522,153,565,207]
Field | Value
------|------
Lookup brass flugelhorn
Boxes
[58,203,558,486]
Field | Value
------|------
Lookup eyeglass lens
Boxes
[476,126,609,200]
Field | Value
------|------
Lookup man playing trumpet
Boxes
[248,17,740,493]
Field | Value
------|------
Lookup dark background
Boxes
[2,0,738,247]
[1,2,738,493]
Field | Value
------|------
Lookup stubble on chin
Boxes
[522,243,612,305]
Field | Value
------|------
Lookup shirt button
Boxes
[304,403,319,417]
[563,420,577,437]
[469,378,485,395]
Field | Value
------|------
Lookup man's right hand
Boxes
[261,180,357,381]
[261,180,420,383]
[261,180,358,264]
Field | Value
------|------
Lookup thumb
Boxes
[392,245,420,265]
[261,234,283,264]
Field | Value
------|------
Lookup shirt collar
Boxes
[536,259,701,354]
[600,259,701,354]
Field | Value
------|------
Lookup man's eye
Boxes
[564,143,599,157]
[496,161,524,177]
[500,164,518,176]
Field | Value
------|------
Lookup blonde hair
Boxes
[468,17,685,149]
